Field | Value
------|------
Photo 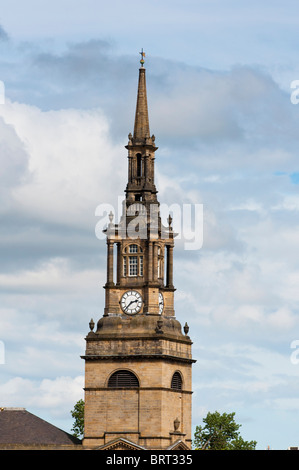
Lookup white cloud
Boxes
[151,65,295,149]
[228,199,265,214]
[0,100,125,228]
[0,116,29,199]
[0,375,84,418]
[267,307,297,330]
[272,195,299,212]
[0,257,102,294]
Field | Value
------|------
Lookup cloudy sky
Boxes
[1,0,299,450]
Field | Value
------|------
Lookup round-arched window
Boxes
[108,370,139,388]
[171,371,183,390]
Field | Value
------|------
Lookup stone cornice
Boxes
[83,386,193,394]
[81,353,196,364]
[85,332,193,345]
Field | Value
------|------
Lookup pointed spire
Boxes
[133,65,150,142]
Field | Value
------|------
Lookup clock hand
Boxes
[125,299,138,311]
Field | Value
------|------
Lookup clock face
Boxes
[121,290,143,315]
[159,292,164,314]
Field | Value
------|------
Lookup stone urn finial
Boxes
[155,319,164,334]
[174,417,180,431]
[89,318,95,332]
[108,211,114,225]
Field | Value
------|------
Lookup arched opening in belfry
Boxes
[136,153,142,177]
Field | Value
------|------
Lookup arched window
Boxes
[108,370,139,388]
[157,245,164,280]
[123,244,143,277]
[136,153,142,177]
[171,371,183,390]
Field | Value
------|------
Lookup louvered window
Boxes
[171,372,182,390]
[108,370,139,388]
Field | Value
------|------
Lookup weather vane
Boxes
[139,48,145,67]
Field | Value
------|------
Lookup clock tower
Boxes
[82,55,195,451]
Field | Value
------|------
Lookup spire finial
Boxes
[139,48,145,67]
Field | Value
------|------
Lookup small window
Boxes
[171,372,182,390]
[129,244,138,253]
[108,370,139,388]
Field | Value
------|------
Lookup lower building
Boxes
[0,408,81,450]
[82,314,194,450]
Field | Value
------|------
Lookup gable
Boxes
[167,440,191,450]
[95,437,146,451]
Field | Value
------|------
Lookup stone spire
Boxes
[133,66,150,143]
[125,56,158,203]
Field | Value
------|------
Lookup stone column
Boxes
[107,239,114,286]
[128,154,133,183]
[148,241,153,282]
[153,242,158,282]
[116,242,121,285]
[166,245,174,288]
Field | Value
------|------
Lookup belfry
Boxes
[82,54,195,451]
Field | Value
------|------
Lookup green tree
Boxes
[193,411,257,450]
[227,435,257,450]
[70,399,84,439]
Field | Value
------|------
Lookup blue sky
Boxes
[1,0,299,450]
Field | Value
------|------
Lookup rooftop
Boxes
[0,407,81,447]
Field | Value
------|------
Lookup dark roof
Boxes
[0,408,81,445]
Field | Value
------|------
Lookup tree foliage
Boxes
[70,399,84,439]
[193,411,257,450]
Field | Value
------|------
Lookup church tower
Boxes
[82,54,195,451]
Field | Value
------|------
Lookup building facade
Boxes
[82,57,195,451]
